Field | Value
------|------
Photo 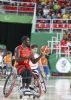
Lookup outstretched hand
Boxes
[40,52,48,57]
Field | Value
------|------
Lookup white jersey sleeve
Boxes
[29,53,39,69]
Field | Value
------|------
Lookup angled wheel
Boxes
[3,73,16,97]
[39,73,47,93]
[31,74,42,98]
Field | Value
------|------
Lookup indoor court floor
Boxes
[0,77,71,100]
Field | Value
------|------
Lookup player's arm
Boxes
[30,53,43,64]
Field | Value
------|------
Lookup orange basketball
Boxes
[40,45,50,55]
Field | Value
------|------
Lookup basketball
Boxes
[40,45,50,55]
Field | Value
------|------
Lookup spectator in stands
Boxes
[37,8,43,17]
[51,12,57,19]
[43,5,49,18]
[62,13,69,19]
[57,12,62,19]
[47,12,51,19]
[61,7,66,14]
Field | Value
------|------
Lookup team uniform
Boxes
[39,56,49,77]
[15,44,32,84]
[3,54,12,72]
[29,53,40,75]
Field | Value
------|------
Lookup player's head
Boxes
[31,44,38,53]
[21,36,30,47]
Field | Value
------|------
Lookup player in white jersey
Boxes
[29,44,41,75]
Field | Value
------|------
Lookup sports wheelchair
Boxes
[3,66,46,99]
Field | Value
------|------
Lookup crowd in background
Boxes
[36,0,71,19]
[0,0,71,19]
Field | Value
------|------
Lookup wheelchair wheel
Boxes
[3,73,16,97]
[31,74,42,98]
[40,73,47,93]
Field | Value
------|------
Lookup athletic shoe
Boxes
[20,87,31,92]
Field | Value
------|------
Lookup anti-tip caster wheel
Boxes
[33,96,35,99]
[20,95,23,99]
[37,95,40,98]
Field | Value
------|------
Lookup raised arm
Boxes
[30,53,43,64]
